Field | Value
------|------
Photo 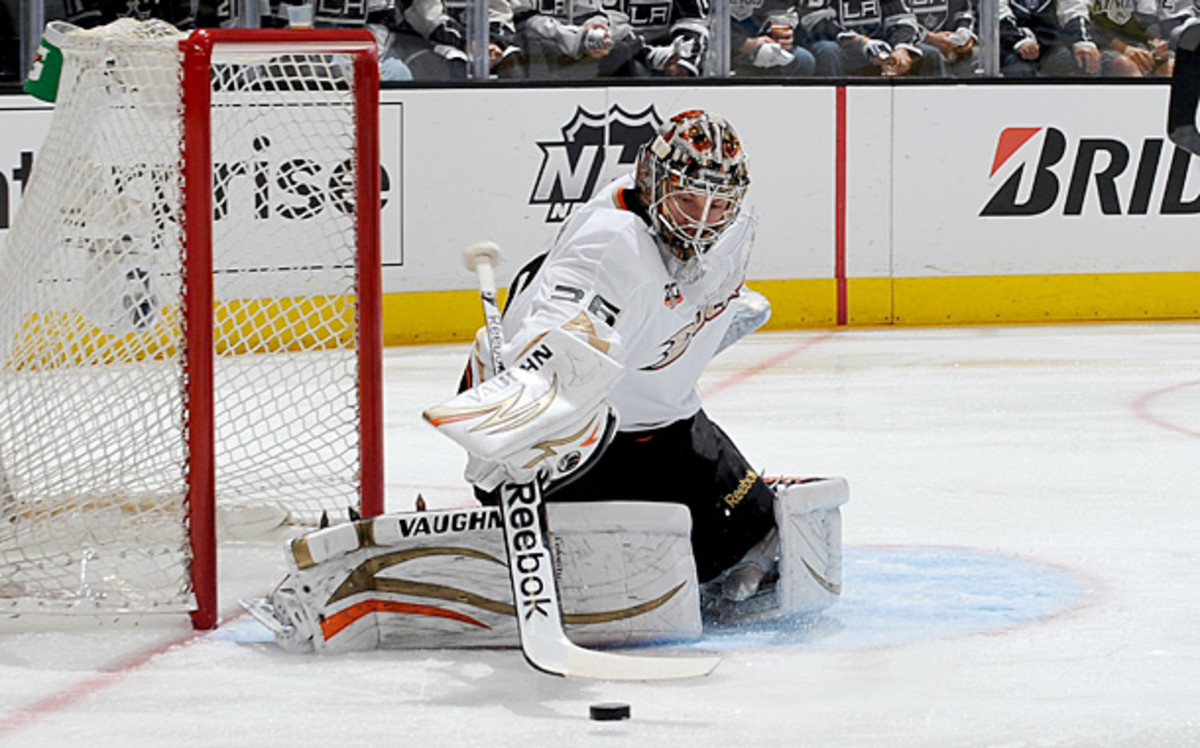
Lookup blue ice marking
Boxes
[690,546,1088,652]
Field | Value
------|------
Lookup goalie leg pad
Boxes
[551,501,701,646]
[251,501,700,653]
[772,477,848,616]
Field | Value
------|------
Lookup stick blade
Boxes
[521,625,720,681]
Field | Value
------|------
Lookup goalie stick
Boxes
[463,241,720,681]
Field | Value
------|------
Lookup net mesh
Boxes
[0,20,368,614]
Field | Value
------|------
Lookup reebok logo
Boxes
[503,482,554,620]
[981,126,1200,217]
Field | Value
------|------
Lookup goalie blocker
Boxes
[244,477,848,653]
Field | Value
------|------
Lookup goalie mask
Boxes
[635,110,750,263]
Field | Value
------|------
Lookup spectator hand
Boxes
[1073,41,1101,74]
[579,19,613,59]
[1014,30,1039,60]
[751,39,797,68]
[927,30,957,56]
[880,46,912,76]
[947,27,974,53]
[838,30,892,61]
[765,20,795,52]
[647,33,703,76]
[864,39,894,61]
[1149,38,1170,64]
[1120,43,1155,73]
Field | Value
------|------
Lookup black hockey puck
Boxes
[589,702,631,721]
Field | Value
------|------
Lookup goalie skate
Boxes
[241,595,295,639]
[703,476,848,625]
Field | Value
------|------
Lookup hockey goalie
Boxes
[246,111,848,655]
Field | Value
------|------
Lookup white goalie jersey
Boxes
[475,174,758,432]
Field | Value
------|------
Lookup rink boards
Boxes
[1,83,1198,342]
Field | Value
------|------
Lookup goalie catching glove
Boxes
[424,325,623,491]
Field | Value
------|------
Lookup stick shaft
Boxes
[473,260,506,376]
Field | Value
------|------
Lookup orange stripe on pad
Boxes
[321,599,492,641]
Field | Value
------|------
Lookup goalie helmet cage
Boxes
[0,21,383,630]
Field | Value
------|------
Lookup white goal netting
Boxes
[0,20,380,619]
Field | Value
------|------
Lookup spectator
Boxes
[376,0,523,80]
[799,0,947,77]
[916,0,982,77]
[1087,0,1197,76]
[601,0,711,77]
[999,0,1101,76]
[511,0,641,79]
[730,4,817,78]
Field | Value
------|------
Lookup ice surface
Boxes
[2,323,1199,746]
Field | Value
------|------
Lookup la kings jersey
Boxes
[495,175,756,431]
[601,0,706,45]
[62,0,196,27]
[1088,0,1196,43]
[1000,0,1093,46]
[799,0,924,47]
[910,0,975,33]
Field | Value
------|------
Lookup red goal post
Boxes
[181,28,384,629]
[0,20,384,630]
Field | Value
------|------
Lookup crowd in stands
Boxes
[1,0,1198,83]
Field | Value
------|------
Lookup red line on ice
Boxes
[701,332,836,400]
[1132,379,1200,439]
[0,606,245,740]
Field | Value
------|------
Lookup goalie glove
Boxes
[425,326,624,490]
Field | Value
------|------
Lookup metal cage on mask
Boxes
[636,111,750,262]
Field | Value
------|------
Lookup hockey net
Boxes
[0,20,383,628]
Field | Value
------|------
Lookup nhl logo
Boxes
[530,105,663,223]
